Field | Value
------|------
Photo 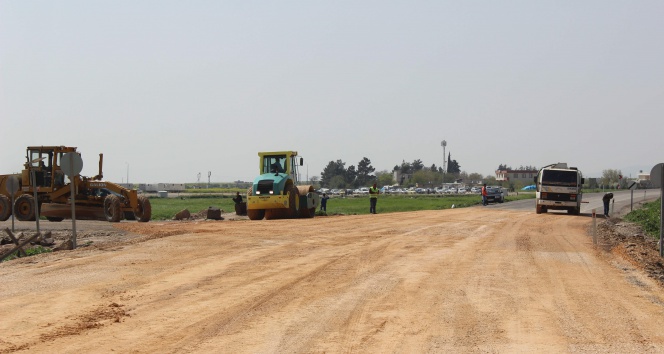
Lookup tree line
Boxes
[319,154,492,188]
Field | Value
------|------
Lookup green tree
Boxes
[321,160,346,187]
[484,175,497,185]
[468,173,483,182]
[346,165,357,187]
[412,169,441,187]
[412,159,424,172]
[356,157,375,187]
[445,152,461,174]
[329,175,346,189]
[601,169,622,187]
[400,161,412,175]
[376,170,394,186]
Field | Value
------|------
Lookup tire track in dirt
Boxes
[3,209,664,353]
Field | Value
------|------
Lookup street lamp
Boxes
[441,140,447,184]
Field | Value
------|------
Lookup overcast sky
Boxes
[1,1,662,184]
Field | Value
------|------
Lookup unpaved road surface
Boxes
[2,207,664,353]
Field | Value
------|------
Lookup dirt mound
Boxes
[595,217,664,284]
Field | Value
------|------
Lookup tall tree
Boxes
[320,160,346,187]
[412,169,441,187]
[356,157,376,187]
[400,160,412,175]
[329,175,346,189]
[468,173,483,182]
[346,165,357,187]
[376,170,395,187]
[447,155,461,174]
[412,159,424,172]
[601,169,622,187]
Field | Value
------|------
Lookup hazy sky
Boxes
[1,1,662,184]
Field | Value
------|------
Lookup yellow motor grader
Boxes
[0,146,150,222]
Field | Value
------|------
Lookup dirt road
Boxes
[2,207,664,353]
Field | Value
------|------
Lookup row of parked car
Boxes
[317,186,505,198]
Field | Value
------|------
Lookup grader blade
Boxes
[41,203,107,221]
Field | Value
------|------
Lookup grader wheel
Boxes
[103,195,122,222]
[135,195,152,222]
[0,195,10,221]
[15,194,36,221]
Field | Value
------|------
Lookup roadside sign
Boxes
[651,163,663,188]
[61,152,83,177]
[628,181,637,190]
[5,175,19,194]
[60,152,83,250]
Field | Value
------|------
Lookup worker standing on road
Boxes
[602,192,613,217]
[320,193,330,212]
[369,183,379,214]
[481,184,488,206]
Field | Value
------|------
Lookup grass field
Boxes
[625,198,661,239]
[149,193,535,220]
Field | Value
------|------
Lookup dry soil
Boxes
[1,207,664,353]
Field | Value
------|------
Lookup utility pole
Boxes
[207,171,211,189]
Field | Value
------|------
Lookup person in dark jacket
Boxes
[232,192,243,204]
[320,193,330,212]
[602,192,613,217]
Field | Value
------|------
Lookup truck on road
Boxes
[534,163,584,215]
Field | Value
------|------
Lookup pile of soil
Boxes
[595,217,664,285]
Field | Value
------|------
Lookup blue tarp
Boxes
[521,185,536,191]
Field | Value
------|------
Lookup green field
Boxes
[149,193,536,220]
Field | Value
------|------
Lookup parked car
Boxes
[485,186,505,203]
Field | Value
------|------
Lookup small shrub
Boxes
[2,245,52,263]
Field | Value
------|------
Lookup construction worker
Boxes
[369,183,379,214]
[602,192,613,217]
